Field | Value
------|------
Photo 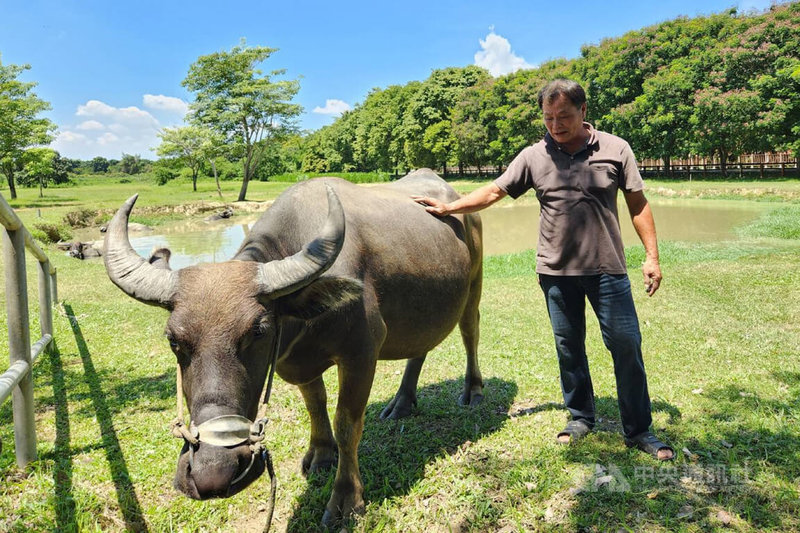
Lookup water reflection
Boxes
[82,199,767,268]
[480,198,767,255]
[122,217,257,270]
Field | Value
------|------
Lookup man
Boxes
[413,78,673,461]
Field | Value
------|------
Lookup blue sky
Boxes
[0,0,776,160]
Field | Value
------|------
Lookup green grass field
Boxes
[1,175,799,531]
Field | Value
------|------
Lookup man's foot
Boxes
[556,419,592,444]
[625,431,674,461]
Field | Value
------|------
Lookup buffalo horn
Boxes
[103,194,178,307]
[256,184,345,299]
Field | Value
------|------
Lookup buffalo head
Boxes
[103,187,360,499]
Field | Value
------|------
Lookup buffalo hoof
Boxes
[379,393,416,420]
[321,489,365,528]
[458,391,484,407]
[301,446,337,477]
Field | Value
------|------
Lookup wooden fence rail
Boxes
[0,192,57,467]
[432,158,799,181]
[640,160,800,179]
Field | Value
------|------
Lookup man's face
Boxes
[542,94,587,149]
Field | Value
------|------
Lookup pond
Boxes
[82,198,768,270]
[481,197,768,255]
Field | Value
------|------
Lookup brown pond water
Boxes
[81,198,768,270]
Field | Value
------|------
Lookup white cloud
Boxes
[52,96,190,159]
[97,132,120,145]
[474,30,534,77]
[76,120,105,131]
[77,100,160,127]
[75,99,115,117]
[313,99,351,116]
[143,94,189,116]
[54,131,87,143]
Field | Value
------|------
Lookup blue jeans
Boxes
[539,273,652,438]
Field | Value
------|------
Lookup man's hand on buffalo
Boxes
[412,195,450,216]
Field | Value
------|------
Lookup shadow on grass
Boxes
[63,304,148,532]
[69,371,174,418]
[286,376,517,531]
[46,340,78,532]
[561,380,800,531]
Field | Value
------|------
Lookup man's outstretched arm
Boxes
[412,182,507,216]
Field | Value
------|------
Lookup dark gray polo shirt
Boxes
[494,123,644,276]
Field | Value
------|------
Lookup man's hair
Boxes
[537,79,587,110]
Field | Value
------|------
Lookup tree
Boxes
[605,61,695,171]
[351,84,417,173]
[19,148,70,197]
[735,3,800,156]
[157,126,217,192]
[119,153,143,175]
[91,156,110,173]
[199,129,227,198]
[0,59,56,199]
[183,41,302,201]
[402,66,490,173]
[691,87,764,175]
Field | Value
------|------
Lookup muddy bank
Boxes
[649,185,800,202]
[98,199,272,219]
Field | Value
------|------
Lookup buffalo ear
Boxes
[276,276,363,320]
[148,248,173,270]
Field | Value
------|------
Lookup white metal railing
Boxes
[0,192,57,466]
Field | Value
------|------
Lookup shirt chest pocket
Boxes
[587,162,619,191]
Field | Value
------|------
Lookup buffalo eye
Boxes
[253,320,270,339]
[165,333,180,352]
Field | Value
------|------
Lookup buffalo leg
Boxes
[321,357,377,526]
[380,355,427,420]
[298,376,337,475]
[459,273,484,406]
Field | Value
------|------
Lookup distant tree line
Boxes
[2,4,798,201]
[294,3,799,176]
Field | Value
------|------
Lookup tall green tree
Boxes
[733,3,800,156]
[605,60,695,170]
[691,87,764,175]
[183,41,301,201]
[402,66,490,173]
[352,84,417,173]
[157,126,213,192]
[452,82,492,174]
[0,59,56,199]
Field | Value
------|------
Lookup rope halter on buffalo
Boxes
[170,332,280,532]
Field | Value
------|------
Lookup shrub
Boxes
[63,208,100,228]
[31,222,72,244]
[153,163,180,185]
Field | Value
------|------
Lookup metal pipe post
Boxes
[51,269,58,304]
[2,227,37,466]
[38,260,54,353]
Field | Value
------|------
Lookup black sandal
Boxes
[556,419,592,445]
[625,431,675,461]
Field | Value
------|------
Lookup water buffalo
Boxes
[103,169,484,525]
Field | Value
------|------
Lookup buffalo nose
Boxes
[186,445,247,498]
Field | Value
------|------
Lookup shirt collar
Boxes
[544,122,598,154]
